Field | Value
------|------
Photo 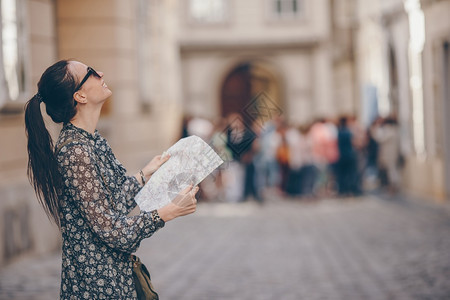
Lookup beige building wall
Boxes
[56,0,182,173]
[179,0,336,126]
[178,0,330,46]
[355,0,450,202]
[417,0,450,201]
[355,0,416,194]
[181,49,317,125]
[0,0,60,267]
[331,0,357,116]
[402,0,450,202]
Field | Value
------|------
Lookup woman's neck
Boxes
[70,106,102,134]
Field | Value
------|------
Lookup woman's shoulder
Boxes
[55,123,96,154]
[55,139,84,156]
[54,139,98,171]
[55,135,92,158]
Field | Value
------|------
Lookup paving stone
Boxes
[1,195,449,299]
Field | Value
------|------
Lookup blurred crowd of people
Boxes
[181,113,404,203]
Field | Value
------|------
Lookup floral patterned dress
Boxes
[55,122,165,299]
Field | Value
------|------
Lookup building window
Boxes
[188,0,229,24]
[270,0,304,20]
[0,0,28,109]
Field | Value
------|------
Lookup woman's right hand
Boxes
[157,185,199,222]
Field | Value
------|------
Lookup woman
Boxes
[24,60,198,299]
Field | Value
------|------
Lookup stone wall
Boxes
[0,0,60,267]
[178,0,335,125]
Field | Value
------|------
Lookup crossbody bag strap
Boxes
[55,139,76,155]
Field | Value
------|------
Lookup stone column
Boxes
[56,0,182,172]
[313,44,333,118]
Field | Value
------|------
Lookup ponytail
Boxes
[25,94,62,227]
[24,60,78,228]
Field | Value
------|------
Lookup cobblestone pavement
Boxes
[1,194,450,300]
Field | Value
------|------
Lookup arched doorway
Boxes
[220,61,281,120]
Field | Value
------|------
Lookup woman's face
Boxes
[70,61,112,105]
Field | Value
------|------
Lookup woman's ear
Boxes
[73,91,87,104]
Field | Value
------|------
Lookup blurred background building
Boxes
[0,0,449,267]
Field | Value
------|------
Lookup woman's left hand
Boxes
[142,153,170,179]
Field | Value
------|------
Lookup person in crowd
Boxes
[223,113,252,202]
[201,118,233,201]
[364,117,382,190]
[242,119,263,203]
[186,115,213,141]
[24,60,198,299]
[285,124,304,197]
[276,122,291,195]
[371,115,402,193]
[180,114,192,139]
[258,118,281,193]
[348,115,366,195]
[336,116,359,196]
[309,118,339,196]
[297,124,319,198]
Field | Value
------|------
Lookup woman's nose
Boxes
[98,71,104,77]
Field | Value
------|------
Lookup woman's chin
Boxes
[104,89,113,99]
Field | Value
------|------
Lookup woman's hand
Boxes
[157,185,199,222]
[142,153,171,180]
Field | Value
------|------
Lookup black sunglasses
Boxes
[74,67,101,92]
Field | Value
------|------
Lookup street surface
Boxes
[1,194,450,300]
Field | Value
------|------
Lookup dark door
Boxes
[220,63,252,118]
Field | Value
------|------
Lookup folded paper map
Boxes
[135,135,224,212]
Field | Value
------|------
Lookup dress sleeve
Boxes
[60,142,164,253]
[115,175,142,214]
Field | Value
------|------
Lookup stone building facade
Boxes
[1,0,60,268]
[420,0,450,200]
[179,0,344,125]
[354,0,450,201]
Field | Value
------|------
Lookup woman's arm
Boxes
[112,154,171,214]
[134,154,171,185]
[157,185,199,222]
[108,153,170,214]
[114,175,142,213]
[61,143,165,253]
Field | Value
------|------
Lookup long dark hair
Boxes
[24,60,78,227]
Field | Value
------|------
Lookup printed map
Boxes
[135,135,224,212]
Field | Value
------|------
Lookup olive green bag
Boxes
[131,255,159,300]
[56,140,159,300]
